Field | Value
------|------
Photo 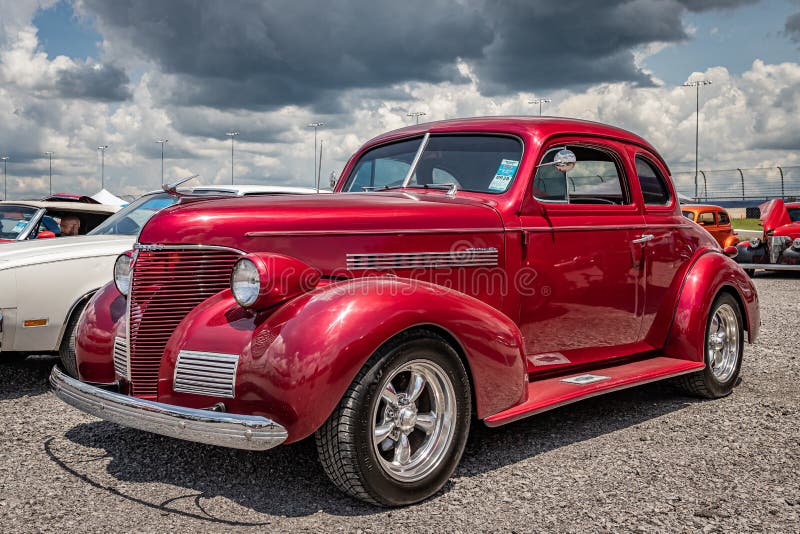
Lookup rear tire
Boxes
[58,302,86,378]
[315,329,471,506]
[676,292,743,399]
[744,268,755,278]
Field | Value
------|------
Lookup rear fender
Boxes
[160,277,527,443]
[664,251,759,362]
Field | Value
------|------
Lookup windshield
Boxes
[0,205,38,240]
[89,193,178,236]
[789,208,800,222]
[343,135,523,194]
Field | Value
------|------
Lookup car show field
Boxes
[0,272,796,532]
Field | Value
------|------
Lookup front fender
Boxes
[664,251,759,362]
[159,277,527,443]
[74,281,126,383]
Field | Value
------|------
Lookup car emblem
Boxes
[133,243,165,251]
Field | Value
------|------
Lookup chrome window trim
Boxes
[16,208,45,241]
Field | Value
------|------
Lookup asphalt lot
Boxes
[1,273,798,532]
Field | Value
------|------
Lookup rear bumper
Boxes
[49,366,288,451]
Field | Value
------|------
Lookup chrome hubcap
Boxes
[707,303,739,383]
[371,359,456,482]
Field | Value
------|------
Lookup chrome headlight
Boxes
[231,258,261,308]
[114,253,132,295]
[793,238,800,250]
[749,237,761,248]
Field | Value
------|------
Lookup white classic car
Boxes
[0,184,319,374]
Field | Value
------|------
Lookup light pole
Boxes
[44,151,54,195]
[1,156,8,200]
[97,145,109,190]
[528,98,551,116]
[407,111,426,125]
[225,132,239,185]
[307,122,325,188]
[155,139,168,185]
[683,79,712,199]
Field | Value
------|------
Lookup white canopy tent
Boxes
[91,189,128,207]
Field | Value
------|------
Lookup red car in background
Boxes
[51,117,758,506]
[734,199,800,275]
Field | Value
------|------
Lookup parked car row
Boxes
[733,199,800,274]
[3,117,760,507]
[0,185,318,372]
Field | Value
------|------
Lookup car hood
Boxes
[138,192,506,273]
[0,234,135,271]
[759,199,792,234]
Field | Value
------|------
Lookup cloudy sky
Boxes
[0,0,798,199]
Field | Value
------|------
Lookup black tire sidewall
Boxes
[352,335,471,506]
[701,293,744,397]
[58,303,85,378]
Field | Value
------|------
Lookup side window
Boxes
[635,156,671,205]
[533,145,629,205]
[682,211,695,221]
[717,211,731,225]
[697,211,715,226]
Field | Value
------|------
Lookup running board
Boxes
[484,356,704,427]
[737,263,800,271]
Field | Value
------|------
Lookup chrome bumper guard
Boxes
[49,367,288,451]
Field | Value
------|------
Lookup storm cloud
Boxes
[56,62,131,101]
[81,0,759,111]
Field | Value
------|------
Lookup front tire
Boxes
[315,329,471,506]
[677,292,744,398]
[58,302,86,378]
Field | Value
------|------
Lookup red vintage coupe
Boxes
[51,117,759,506]
[734,198,800,274]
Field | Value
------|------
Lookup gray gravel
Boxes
[1,273,798,532]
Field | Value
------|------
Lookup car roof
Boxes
[364,116,662,160]
[681,204,725,211]
[0,200,119,213]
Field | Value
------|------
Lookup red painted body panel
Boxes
[72,116,759,436]
[485,356,705,426]
[75,281,125,383]
[664,251,759,362]
[154,278,526,443]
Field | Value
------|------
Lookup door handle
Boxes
[632,234,655,244]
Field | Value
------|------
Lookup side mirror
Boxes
[37,230,56,239]
[329,170,339,190]
[554,149,576,173]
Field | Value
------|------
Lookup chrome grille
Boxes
[174,350,239,398]
[128,247,242,397]
[346,248,498,270]
[113,336,129,380]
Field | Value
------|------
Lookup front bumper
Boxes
[50,366,288,451]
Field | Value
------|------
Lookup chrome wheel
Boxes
[707,303,740,383]
[371,359,456,482]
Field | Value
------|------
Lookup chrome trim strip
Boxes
[50,366,287,451]
[401,132,431,187]
[246,228,505,237]
[173,350,239,398]
[113,336,129,380]
[347,248,499,270]
[133,243,245,254]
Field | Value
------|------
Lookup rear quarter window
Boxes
[635,156,671,205]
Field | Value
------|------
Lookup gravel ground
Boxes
[1,273,798,533]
